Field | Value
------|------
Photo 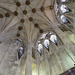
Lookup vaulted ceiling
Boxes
[0,0,75,75]
[0,0,61,46]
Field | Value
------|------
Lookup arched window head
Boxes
[61,0,66,2]
[38,44,43,55]
[56,3,59,13]
[44,39,50,51]
[40,33,48,39]
[60,15,68,23]
[18,46,24,59]
[60,5,69,13]
[50,34,57,44]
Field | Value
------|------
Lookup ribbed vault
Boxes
[0,0,75,75]
[0,0,54,45]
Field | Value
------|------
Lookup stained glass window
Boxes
[18,46,24,59]
[38,44,43,54]
[61,0,66,2]
[61,15,68,23]
[50,34,57,44]
[37,32,58,55]
[44,39,50,50]
[60,5,69,13]
[40,33,48,39]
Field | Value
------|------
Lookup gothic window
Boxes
[44,39,50,51]
[60,15,68,23]
[56,3,59,13]
[38,44,43,55]
[40,33,48,39]
[60,5,69,13]
[18,46,24,59]
[56,0,71,24]
[37,32,58,55]
[56,3,60,17]
[61,0,66,2]
[50,34,57,44]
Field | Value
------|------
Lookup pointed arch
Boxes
[44,39,50,50]
[38,43,43,55]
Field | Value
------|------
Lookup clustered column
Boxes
[25,44,32,75]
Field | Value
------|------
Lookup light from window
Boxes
[60,5,69,13]
[56,3,59,13]
[60,15,68,23]
[61,0,66,2]
[50,35,57,44]
[18,47,24,59]
[40,33,48,39]
[44,39,50,50]
[38,44,43,54]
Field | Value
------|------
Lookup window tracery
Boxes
[40,33,48,39]
[60,15,68,23]
[37,32,58,55]
[38,43,43,55]
[60,5,69,13]
[56,0,71,24]
[18,46,24,59]
[44,39,50,51]
[50,34,57,44]
[15,39,24,60]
